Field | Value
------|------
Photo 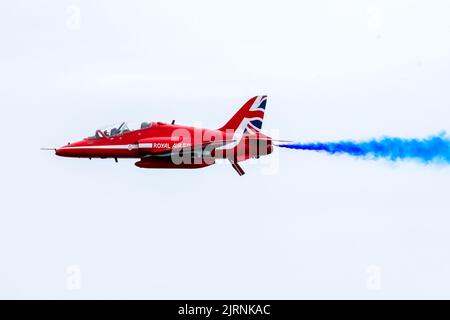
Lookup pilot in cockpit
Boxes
[90,121,151,139]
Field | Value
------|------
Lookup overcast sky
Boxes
[1,0,450,299]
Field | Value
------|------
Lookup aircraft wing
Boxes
[140,139,236,158]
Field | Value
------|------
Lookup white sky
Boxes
[0,0,450,298]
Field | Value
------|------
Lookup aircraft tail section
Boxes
[219,96,267,134]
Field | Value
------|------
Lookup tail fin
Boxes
[219,96,267,134]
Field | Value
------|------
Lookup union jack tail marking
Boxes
[219,96,267,134]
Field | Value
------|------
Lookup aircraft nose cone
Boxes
[55,144,73,157]
[55,141,86,157]
[55,147,66,157]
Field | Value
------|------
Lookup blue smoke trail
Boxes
[277,132,450,164]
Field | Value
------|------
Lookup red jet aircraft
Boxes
[51,96,275,176]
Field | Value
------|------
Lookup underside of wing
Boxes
[141,140,236,158]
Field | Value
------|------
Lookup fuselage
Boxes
[55,121,273,169]
[56,122,225,158]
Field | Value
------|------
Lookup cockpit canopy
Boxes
[89,121,152,139]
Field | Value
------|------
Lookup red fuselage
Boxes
[55,121,273,170]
